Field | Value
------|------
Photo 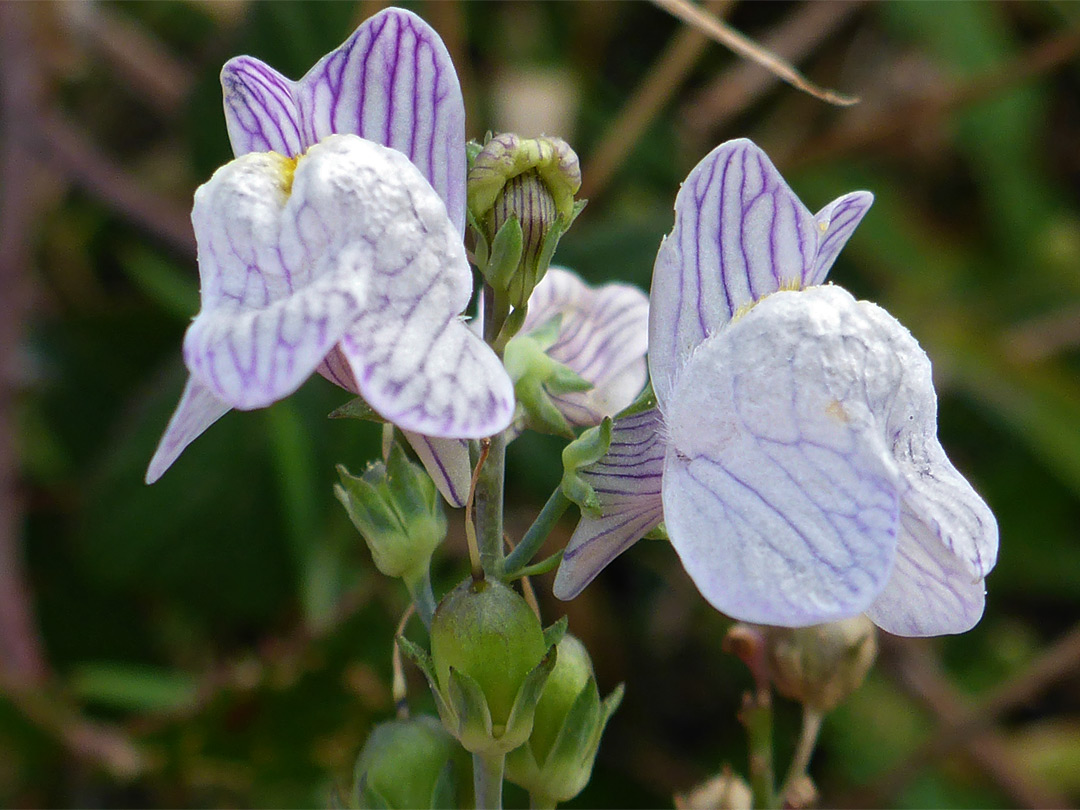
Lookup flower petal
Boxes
[649,139,817,408]
[553,407,666,600]
[403,432,472,508]
[184,134,482,413]
[145,378,231,484]
[295,8,467,233]
[525,267,649,426]
[807,191,874,287]
[865,508,986,636]
[664,286,907,625]
[337,313,514,439]
[220,56,304,157]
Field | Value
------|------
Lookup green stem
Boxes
[779,707,824,804]
[472,751,505,810]
[403,566,436,628]
[502,488,571,577]
[745,687,776,810]
[474,432,507,577]
[529,790,556,809]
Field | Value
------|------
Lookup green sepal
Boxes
[643,522,668,541]
[499,644,558,752]
[465,139,484,168]
[486,215,524,291]
[356,775,392,810]
[336,448,446,580]
[493,304,529,350]
[396,635,455,726]
[505,331,594,438]
[385,442,440,519]
[614,378,657,419]
[541,677,601,797]
[560,418,613,516]
[447,666,496,751]
[329,396,387,423]
[543,616,569,650]
[429,760,457,810]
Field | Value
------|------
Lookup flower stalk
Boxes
[475,433,507,579]
[779,707,824,804]
[503,488,571,578]
[473,752,506,810]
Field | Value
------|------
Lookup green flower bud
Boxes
[467,133,583,308]
[431,578,546,727]
[761,616,878,713]
[505,634,624,804]
[352,715,467,809]
[334,442,446,582]
[397,578,557,756]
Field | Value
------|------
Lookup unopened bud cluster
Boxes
[467,133,583,309]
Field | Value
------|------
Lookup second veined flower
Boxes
[554,139,998,637]
[420,267,651,507]
[146,8,514,483]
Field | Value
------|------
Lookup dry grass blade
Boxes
[582,0,731,199]
[683,1,866,142]
[651,0,859,107]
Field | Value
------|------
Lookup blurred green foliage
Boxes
[4,1,1080,808]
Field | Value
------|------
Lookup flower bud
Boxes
[467,133,582,308]
[761,615,877,713]
[334,442,446,582]
[352,715,468,809]
[400,578,556,755]
[505,633,624,804]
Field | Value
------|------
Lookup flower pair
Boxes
[554,140,999,637]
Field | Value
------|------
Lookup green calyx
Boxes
[505,634,625,804]
[334,442,446,582]
[352,715,467,809]
[401,578,564,756]
[560,381,658,515]
[504,316,593,438]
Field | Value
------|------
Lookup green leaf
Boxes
[329,396,387,423]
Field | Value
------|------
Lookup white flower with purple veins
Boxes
[519,267,650,428]
[420,267,651,507]
[146,8,514,485]
[554,139,999,637]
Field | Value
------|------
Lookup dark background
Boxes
[2,1,1080,807]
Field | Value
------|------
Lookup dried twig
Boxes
[651,0,859,108]
[581,0,732,199]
